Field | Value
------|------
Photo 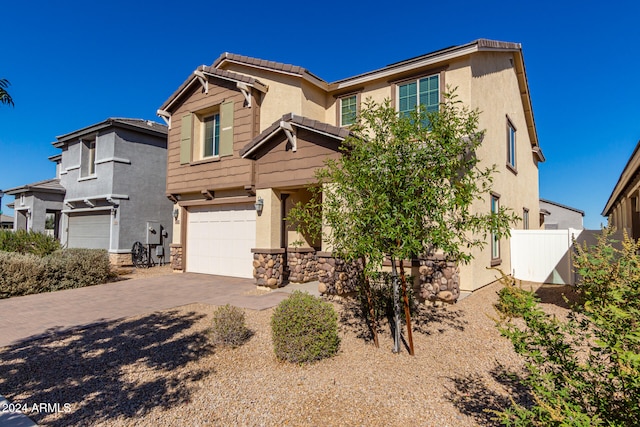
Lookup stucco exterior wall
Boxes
[540,200,584,230]
[453,51,541,291]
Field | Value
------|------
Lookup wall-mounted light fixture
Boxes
[254,197,264,215]
[173,208,180,220]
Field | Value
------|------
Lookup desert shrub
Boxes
[271,291,340,363]
[211,304,251,347]
[494,277,538,318]
[0,229,61,256]
[494,229,640,426]
[0,248,113,298]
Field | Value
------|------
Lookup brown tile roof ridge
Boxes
[212,52,327,84]
[240,113,350,158]
[199,66,267,90]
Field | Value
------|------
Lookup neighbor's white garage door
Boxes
[186,204,256,278]
[67,211,111,249]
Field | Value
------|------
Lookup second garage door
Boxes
[67,211,111,249]
[186,204,256,278]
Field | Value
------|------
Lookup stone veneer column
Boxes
[316,252,363,295]
[418,255,459,303]
[170,244,183,271]
[286,248,318,283]
[251,248,285,288]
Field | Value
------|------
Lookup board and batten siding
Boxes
[166,78,259,194]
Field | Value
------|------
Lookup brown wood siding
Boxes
[255,129,341,189]
[166,79,259,194]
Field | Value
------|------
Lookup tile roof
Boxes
[241,113,350,158]
[158,66,268,112]
[3,178,65,195]
[54,118,167,147]
[212,53,327,85]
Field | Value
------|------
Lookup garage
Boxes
[67,211,111,249]
[186,204,256,278]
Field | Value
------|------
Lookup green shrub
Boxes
[211,304,251,347]
[0,248,113,298]
[495,281,538,318]
[0,229,61,256]
[271,291,340,363]
[494,228,640,426]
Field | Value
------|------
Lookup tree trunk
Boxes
[399,259,415,355]
[361,258,379,348]
[390,256,400,353]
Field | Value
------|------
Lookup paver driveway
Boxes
[0,273,296,348]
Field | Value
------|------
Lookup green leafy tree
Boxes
[494,228,640,426]
[0,79,14,107]
[289,88,517,353]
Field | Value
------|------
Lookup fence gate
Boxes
[510,228,582,285]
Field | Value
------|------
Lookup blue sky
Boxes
[1,0,638,229]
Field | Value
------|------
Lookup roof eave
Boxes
[602,140,640,216]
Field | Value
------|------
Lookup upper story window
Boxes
[80,138,96,177]
[180,101,234,165]
[202,113,220,158]
[397,74,439,121]
[340,95,357,127]
[507,118,516,172]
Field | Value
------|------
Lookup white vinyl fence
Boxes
[510,228,582,285]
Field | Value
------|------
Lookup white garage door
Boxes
[67,211,111,249]
[186,204,256,278]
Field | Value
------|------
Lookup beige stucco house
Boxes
[602,140,640,239]
[158,38,544,296]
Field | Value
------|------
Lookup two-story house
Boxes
[158,39,544,295]
[5,118,172,267]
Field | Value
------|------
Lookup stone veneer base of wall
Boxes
[252,249,285,288]
[109,252,133,268]
[170,244,183,271]
[418,256,460,303]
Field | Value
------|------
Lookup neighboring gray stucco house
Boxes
[0,214,13,229]
[4,178,65,237]
[539,198,584,230]
[5,118,172,266]
[52,118,172,266]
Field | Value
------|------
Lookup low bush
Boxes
[211,304,251,348]
[0,229,61,256]
[494,229,640,426]
[271,291,340,363]
[0,248,113,298]
[494,280,538,318]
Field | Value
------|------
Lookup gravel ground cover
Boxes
[0,279,576,426]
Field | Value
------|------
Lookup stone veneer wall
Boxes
[316,252,363,295]
[170,244,183,271]
[252,249,285,288]
[287,249,319,283]
[418,256,459,303]
[108,252,133,268]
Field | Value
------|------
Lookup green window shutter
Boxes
[219,101,234,157]
[180,113,193,164]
